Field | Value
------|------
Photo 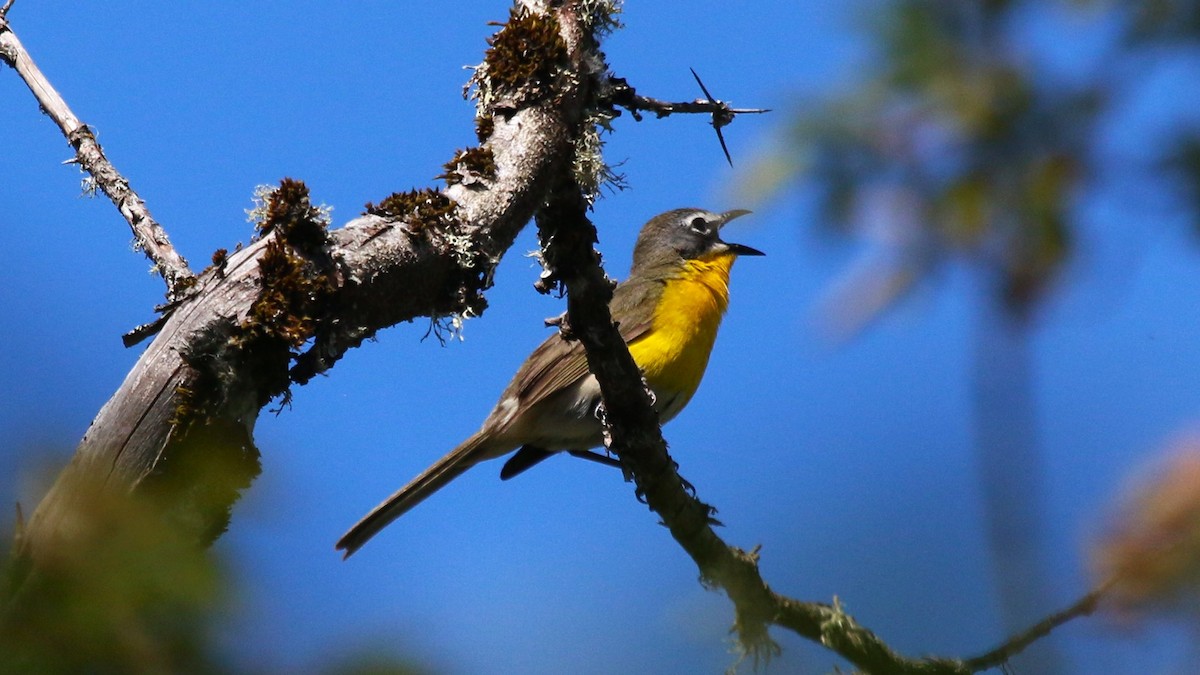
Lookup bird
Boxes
[337,208,762,557]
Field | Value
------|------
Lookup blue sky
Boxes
[3,2,1200,673]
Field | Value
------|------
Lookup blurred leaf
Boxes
[1,474,229,674]
[1091,438,1200,618]
[1003,154,1075,309]
[936,172,990,246]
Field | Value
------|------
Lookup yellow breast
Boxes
[628,253,735,413]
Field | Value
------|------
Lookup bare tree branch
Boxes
[15,0,593,566]
[0,14,194,300]
[964,581,1112,672]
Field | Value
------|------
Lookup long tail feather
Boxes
[337,432,488,558]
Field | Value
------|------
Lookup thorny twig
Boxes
[608,69,770,166]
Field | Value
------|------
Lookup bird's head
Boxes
[631,208,763,273]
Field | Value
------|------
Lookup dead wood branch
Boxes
[0,14,194,300]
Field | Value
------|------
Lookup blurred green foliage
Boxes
[0,466,429,674]
[753,0,1200,318]
[1,477,229,674]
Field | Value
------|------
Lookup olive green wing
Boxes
[509,276,662,408]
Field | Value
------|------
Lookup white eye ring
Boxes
[689,216,709,233]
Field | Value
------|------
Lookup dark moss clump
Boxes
[475,115,495,142]
[437,147,497,187]
[173,239,333,429]
[255,178,329,255]
[173,181,336,430]
[240,239,331,353]
[363,189,457,234]
[485,8,569,100]
[210,248,228,276]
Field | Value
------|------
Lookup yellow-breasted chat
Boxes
[337,208,762,556]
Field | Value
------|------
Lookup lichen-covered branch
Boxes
[0,12,194,300]
[14,0,601,569]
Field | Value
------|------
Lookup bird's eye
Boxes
[689,216,709,233]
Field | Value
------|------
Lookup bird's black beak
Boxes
[716,209,764,257]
